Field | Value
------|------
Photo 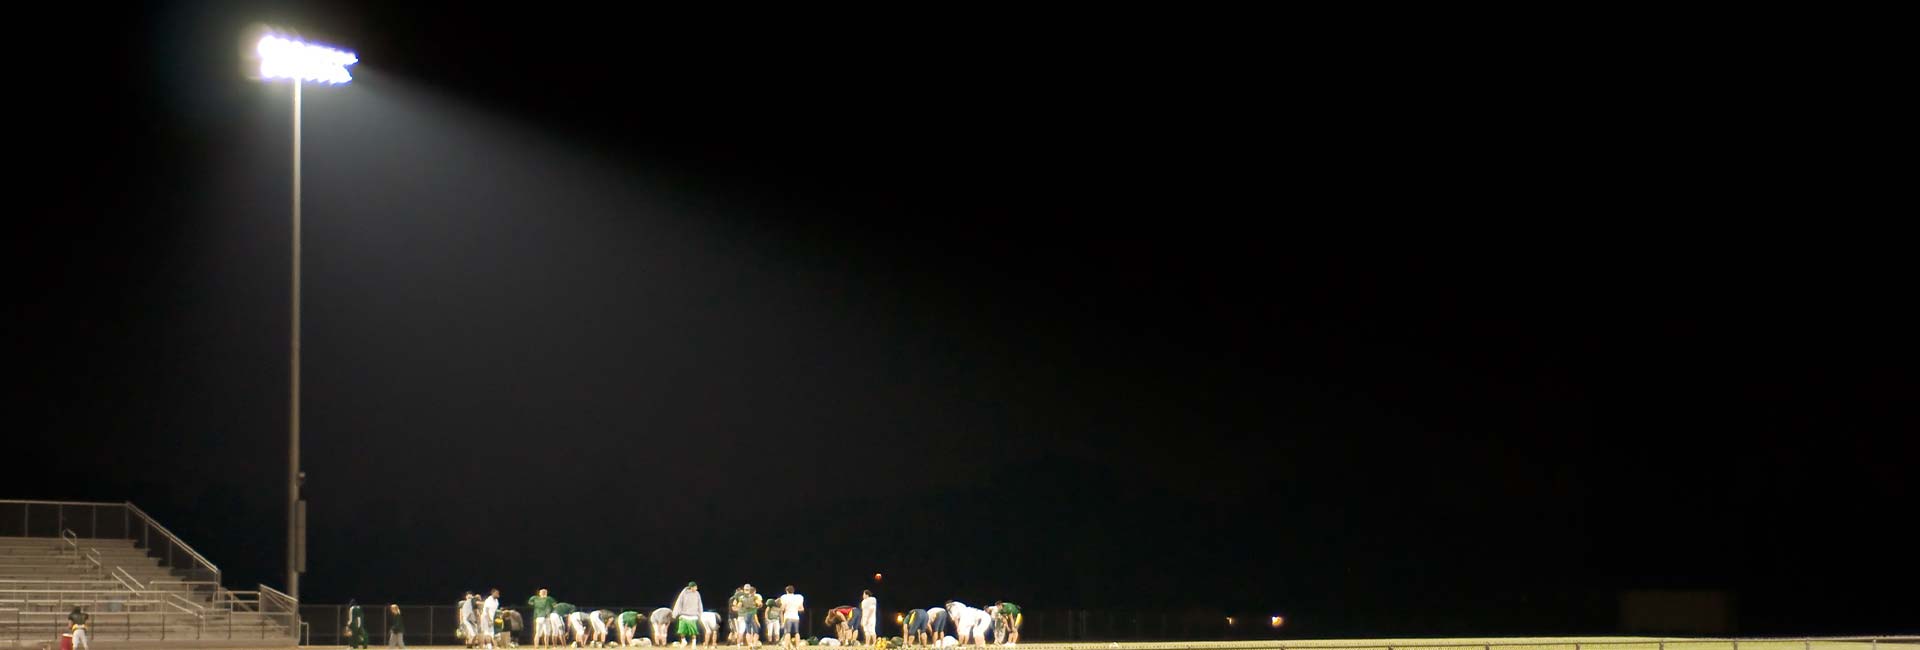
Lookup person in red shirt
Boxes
[824,606,858,646]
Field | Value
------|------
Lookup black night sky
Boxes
[7,1,1916,640]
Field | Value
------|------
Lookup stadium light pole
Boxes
[250,31,357,603]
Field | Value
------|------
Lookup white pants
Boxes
[861,618,875,643]
[970,620,990,644]
[71,628,91,650]
[590,616,609,637]
[537,616,553,637]
[570,615,588,643]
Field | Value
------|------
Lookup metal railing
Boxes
[165,594,204,617]
[46,529,204,617]
[108,565,144,592]
[0,502,291,645]
[0,500,222,585]
[125,502,220,584]
[260,583,300,640]
[0,609,299,644]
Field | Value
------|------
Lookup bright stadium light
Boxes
[256,34,357,84]
[247,26,357,604]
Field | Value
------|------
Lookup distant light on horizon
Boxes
[257,34,357,84]
[1270,616,1284,628]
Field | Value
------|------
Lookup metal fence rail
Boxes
[0,500,221,585]
[0,609,294,645]
[1,500,293,645]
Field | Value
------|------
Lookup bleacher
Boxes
[0,501,296,648]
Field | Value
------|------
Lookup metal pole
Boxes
[288,78,304,603]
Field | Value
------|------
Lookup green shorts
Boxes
[676,618,700,638]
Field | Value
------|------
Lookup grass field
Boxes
[315,639,1920,650]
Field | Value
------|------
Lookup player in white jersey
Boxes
[925,607,947,643]
[591,610,616,647]
[480,590,500,650]
[859,591,877,646]
[944,603,984,647]
[703,611,725,646]
[567,612,589,648]
[650,609,673,647]
[776,587,804,649]
[459,594,478,647]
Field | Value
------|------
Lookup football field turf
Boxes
[304,638,1919,650]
